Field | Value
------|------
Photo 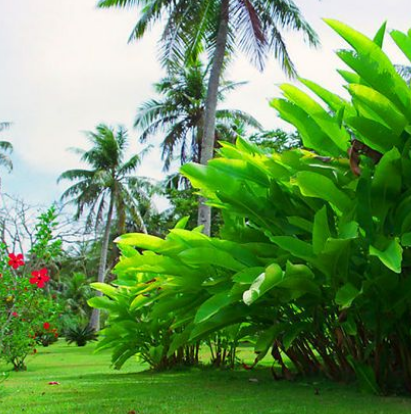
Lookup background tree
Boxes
[58,124,152,331]
[0,123,13,173]
[98,0,319,234]
[135,59,261,171]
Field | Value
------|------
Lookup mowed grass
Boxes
[1,342,411,414]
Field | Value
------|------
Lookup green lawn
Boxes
[1,342,411,414]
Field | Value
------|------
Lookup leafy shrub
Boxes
[92,21,411,393]
[0,206,62,370]
[65,324,98,347]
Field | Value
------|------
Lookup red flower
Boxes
[43,322,50,330]
[8,253,24,269]
[12,311,18,317]
[29,268,50,288]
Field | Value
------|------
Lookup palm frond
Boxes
[396,64,411,85]
[0,153,13,172]
[97,0,141,8]
[233,0,268,70]
[216,108,263,130]
[0,123,11,132]
[57,169,94,184]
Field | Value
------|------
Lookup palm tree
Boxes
[0,122,13,172]
[396,65,411,85]
[58,124,152,331]
[98,0,318,234]
[135,59,262,171]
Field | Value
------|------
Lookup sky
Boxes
[0,0,410,210]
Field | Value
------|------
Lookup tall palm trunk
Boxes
[89,192,115,331]
[198,0,229,236]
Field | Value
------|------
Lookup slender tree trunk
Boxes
[89,193,115,332]
[198,0,229,236]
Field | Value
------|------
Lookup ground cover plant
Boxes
[1,342,411,414]
[91,21,411,394]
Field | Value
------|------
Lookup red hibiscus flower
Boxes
[8,253,25,269]
[43,322,50,330]
[12,311,18,317]
[29,268,50,288]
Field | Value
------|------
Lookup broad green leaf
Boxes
[243,263,283,306]
[233,267,265,284]
[270,99,342,157]
[313,206,331,254]
[280,84,349,153]
[91,283,118,299]
[300,78,349,114]
[87,296,115,311]
[167,330,192,357]
[373,21,387,47]
[283,322,310,350]
[255,324,285,361]
[130,294,153,311]
[208,158,270,187]
[401,232,411,247]
[347,356,380,394]
[391,30,411,63]
[116,233,166,249]
[178,248,245,271]
[347,117,402,153]
[339,221,359,239]
[335,283,360,309]
[194,292,237,324]
[189,306,248,341]
[348,84,408,134]
[326,19,411,119]
[370,239,403,273]
[295,171,352,213]
[371,148,402,222]
[175,216,189,229]
[337,69,361,84]
[285,262,315,279]
[287,216,313,233]
[269,236,314,261]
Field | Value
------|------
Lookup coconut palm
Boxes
[396,65,411,85]
[135,59,262,171]
[98,0,318,234]
[58,124,152,330]
[0,122,13,172]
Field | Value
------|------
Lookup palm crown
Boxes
[58,124,152,233]
[135,60,262,170]
[98,0,318,74]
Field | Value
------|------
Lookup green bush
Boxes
[91,21,411,393]
[0,206,62,371]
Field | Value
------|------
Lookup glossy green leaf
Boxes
[370,239,403,273]
[296,171,352,213]
[243,263,283,306]
[335,283,360,309]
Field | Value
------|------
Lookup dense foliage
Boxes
[90,21,411,394]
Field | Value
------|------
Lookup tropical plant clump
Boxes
[65,324,99,347]
[91,21,411,394]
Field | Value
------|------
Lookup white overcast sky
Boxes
[0,0,410,208]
